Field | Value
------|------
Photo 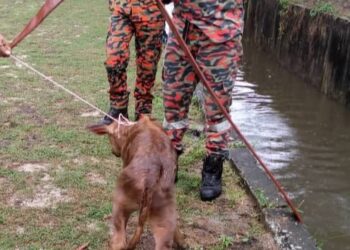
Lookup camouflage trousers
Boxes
[163,16,242,157]
[105,5,164,119]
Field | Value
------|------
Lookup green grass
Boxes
[212,235,235,250]
[0,0,272,249]
[225,186,245,208]
[87,202,113,220]
[310,0,336,16]
[240,220,264,244]
[279,0,290,11]
[254,188,275,208]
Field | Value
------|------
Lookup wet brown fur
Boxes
[88,116,184,250]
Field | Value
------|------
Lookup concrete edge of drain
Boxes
[228,148,318,250]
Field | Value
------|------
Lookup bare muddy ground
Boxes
[119,162,278,250]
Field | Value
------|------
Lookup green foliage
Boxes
[310,0,335,17]
[225,187,245,208]
[54,168,87,189]
[87,203,112,220]
[279,0,290,10]
[213,235,234,250]
[240,221,264,244]
[0,168,26,189]
[255,189,273,208]
[316,239,324,250]
[229,139,245,149]
[176,171,201,194]
[43,125,80,143]
[179,135,206,167]
[219,235,234,248]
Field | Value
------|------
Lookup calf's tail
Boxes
[126,187,153,250]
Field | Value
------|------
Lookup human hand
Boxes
[0,34,11,57]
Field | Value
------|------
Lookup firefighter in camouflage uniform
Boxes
[100,0,165,123]
[162,0,244,201]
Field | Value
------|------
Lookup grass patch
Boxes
[0,0,273,248]
[225,186,245,208]
[310,0,335,16]
[279,0,290,10]
[43,125,81,144]
[212,235,235,250]
[179,135,206,167]
[254,188,275,208]
[176,171,201,195]
[0,168,24,183]
[87,203,113,220]
[239,220,264,244]
[54,168,88,190]
[0,168,27,190]
[229,139,245,148]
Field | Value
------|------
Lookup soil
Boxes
[106,162,278,250]
[122,197,277,250]
[8,163,72,209]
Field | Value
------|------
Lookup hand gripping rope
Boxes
[4,0,302,222]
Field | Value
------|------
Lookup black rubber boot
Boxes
[99,107,128,125]
[200,154,224,201]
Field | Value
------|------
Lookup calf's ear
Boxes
[86,124,112,135]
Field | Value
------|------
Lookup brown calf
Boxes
[88,115,184,250]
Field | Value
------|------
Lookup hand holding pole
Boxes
[10,0,65,49]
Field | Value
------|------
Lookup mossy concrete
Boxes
[229,148,318,250]
[244,0,350,107]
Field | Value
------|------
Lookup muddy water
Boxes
[231,44,350,250]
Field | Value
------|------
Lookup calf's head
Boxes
[87,121,134,157]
